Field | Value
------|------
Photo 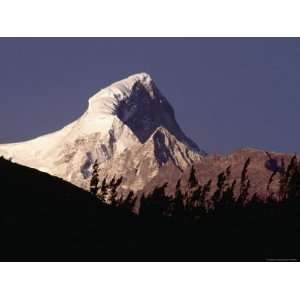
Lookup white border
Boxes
[0,0,300,37]
[0,262,299,300]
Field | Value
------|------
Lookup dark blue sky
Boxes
[0,38,299,154]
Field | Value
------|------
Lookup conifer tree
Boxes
[285,156,300,201]
[90,160,99,197]
[222,179,236,203]
[108,176,123,205]
[188,165,198,189]
[186,165,201,212]
[212,171,226,203]
[98,177,108,203]
[239,158,251,203]
[278,157,287,201]
[121,190,137,212]
[189,185,203,221]
[201,179,212,211]
[171,180,185,222]
[279,155,298,201]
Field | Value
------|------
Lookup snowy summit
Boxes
[0,73,205,192]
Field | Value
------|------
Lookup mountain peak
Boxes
[0,73,205,192]
[88,73,155,115]
[103,72,154,95]
[111,72,153,88]
[86,73,202,150]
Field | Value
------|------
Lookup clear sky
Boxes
[0,38,299,154]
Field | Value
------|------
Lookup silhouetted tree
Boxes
[90,160,99,197]
[98,177,108,203]
[238,158,251,203]
[108,176,123,205]
[171,180,185,222]
[119,190,137,212]
[266,170,277,197]
[201,179,212,211]
[188,165,198,189]
[278,157,288,201]
[224,179,236,202]
[225,165,231,178]
[278,155,299,202]
[186,165,206,217]
[285,156,300,201]
[190,185,202,208]
[214,178,237,214]
[212,171,226,203]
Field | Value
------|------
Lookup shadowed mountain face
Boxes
[115,80,200,150]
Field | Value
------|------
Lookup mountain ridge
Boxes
[0,73,205,192]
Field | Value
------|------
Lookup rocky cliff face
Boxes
[146,148,299,201]
[0,73,205,192]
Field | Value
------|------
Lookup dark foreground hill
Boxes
[1,157,300,262]
[0,157,144,261]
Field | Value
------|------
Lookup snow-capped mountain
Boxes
[0,73,205,192]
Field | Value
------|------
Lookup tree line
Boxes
[89,155,300,225]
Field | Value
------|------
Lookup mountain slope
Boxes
[146,148,300,201]
[0,157,144,260]
[0,73,204,192]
